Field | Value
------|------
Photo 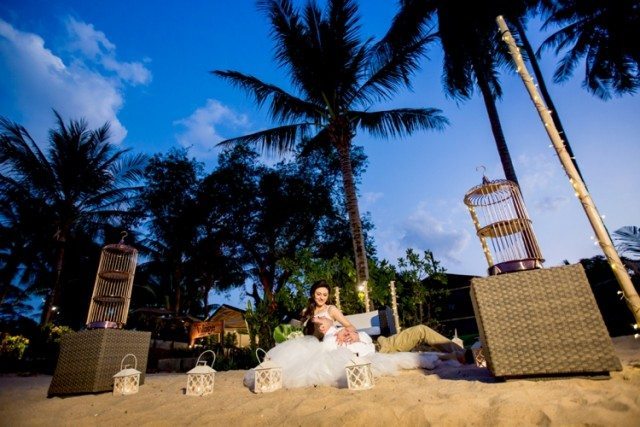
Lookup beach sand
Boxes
[1,335,639,426]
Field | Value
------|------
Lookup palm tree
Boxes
[539,0,640,99]
[213,0,448,308]
[394,0,523,185]
[613,226,640,260]
[501,0,586,182]
[0,112,146,325]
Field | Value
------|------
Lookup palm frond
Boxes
[217,123,315,156]
[212,70,323,122]
[613,226,640,260]
[353,108,448,138]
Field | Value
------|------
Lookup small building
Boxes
[205,304,251,348]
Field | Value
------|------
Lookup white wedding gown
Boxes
[244,335,442,390]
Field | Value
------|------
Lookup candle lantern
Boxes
[471,341,487,368]
[464,175,544,275]
[186,350,216,396]
[113,353,141,395]
[345,356,374,390]
[253,348,282,393]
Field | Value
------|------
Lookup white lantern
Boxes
[113,353,141,396]
[253,348,282,393]
[471,341,487,368]
[452,329,464,348]
[186,350,216,396]
[345,356,374,390]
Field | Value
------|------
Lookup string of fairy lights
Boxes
[496,16,640,336]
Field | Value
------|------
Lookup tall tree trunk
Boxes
[335,138,370,311]
[474,62,520,185]
[511,18,585,182]
[41,237,66,325]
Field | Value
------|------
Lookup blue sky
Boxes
[1,1,639,309]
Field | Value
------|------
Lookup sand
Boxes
[1,335,639,426]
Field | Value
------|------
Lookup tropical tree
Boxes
[613,226,640,261]
[540,0,640,100]
[212,0,448,308]
[0,112,146,325]
[391,0,519,185]
[135,149,205,315]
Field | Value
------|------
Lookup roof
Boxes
[206,304,247,329]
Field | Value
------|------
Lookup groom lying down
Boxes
[310,316,471,364]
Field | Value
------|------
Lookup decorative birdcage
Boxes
[86,233,138,329]
[113,354,141,396]
[186,350,216,396]
[464,176,544,275]
[345,356,374,390]
[253,348,282,393]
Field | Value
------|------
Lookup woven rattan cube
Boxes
[48,329,151,396]
[470,264,621,379]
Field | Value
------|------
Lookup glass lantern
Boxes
[186,350,216,396]
[253,348,282,393]
[113,353,141,396]
[345,356,374,390]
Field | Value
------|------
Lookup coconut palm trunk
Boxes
[497,15,640,327]
[474,63,520,185]
[335,138,370,311]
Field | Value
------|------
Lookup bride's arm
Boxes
[328,306,356,331]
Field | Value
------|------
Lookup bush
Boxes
[0,333,30,373]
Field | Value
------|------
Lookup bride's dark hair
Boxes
[302,280,331,336]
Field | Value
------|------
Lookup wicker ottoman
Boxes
[48,329,151,396]
[470,264,621,379]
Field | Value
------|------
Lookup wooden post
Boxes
[359,280,371,312]
[496,15,640,327]
[389,281,401,332]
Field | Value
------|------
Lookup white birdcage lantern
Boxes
[253,348,282,393]
[471,341,487,368]
[186,350,216,396]
[345,356,374,390]
[113,353,141,396]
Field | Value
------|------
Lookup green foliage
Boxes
[1,333,29,359]
[42,323,74,344]
[395,249,448,328]
[273,324,302,343]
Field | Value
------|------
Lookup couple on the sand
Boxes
[244,280,469,389]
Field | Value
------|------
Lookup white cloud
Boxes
[373,201,472,268]
[533,195,569,212]
[0,18,151,144]
[401,204,471,265]
[360,191,383,211]
[65,17,151,85]
[173,99,250,159]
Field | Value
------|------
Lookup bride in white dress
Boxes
[244,281,442,389]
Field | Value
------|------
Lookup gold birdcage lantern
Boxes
[253,348,282,393]
[464,175,544,275]
[186,350,216,396]
[86,233,138,329]
[113,354,141,395]
[345,356,374,390]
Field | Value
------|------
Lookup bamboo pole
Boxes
[389,281,401,332]
[496,15,640,328]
